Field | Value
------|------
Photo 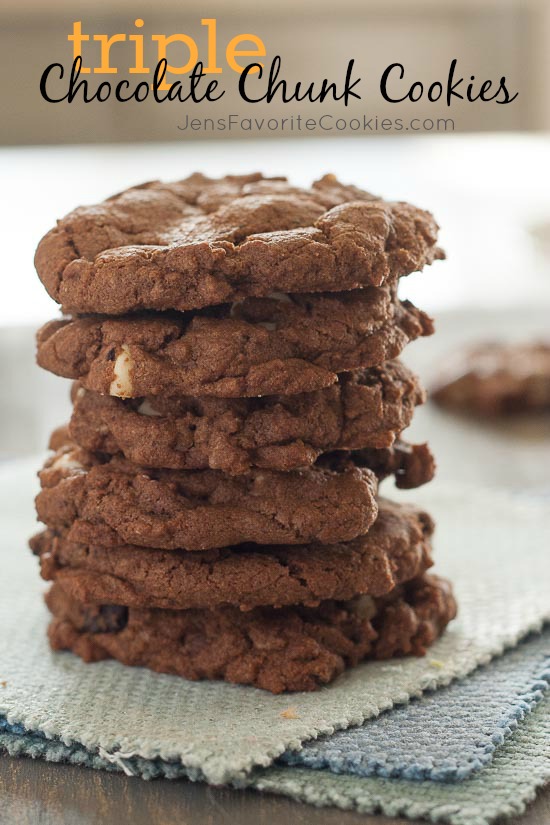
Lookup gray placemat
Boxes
[282,630,550,781]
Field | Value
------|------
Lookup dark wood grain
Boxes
[0,754,548,825]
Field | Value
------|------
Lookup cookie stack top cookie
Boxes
[32,173,455,693]
[35,172,443,315]
[35,174,440,402]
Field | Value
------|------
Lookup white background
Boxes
[1,134,549,327]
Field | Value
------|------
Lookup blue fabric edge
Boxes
[1,649,549,784]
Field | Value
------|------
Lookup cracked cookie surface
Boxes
[63,360,425,473]
[36,288,433,398]
[32,499,434,611]
[35,173,444,315]
[36,443,380,551]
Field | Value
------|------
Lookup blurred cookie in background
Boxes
[530,219,550,264]
[431,342,550,416]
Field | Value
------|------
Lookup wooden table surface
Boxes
[1,755,550,825]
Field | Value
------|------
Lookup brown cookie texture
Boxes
[35,172,444,315]
[31,499,434,611]
[36,444,380,551]
[303,439,434,493]
[65,360,425,473]
[368,574,456,661]
[36,288,433,398]
[349,441,436,490]
[431,342,550,416]
[45,573,456,693]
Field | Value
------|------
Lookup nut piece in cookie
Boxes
[66,360,426,474]
[109,345,134,398]
[35,289,434,399]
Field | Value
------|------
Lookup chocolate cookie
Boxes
[36,288,433,398]
[45,574,456,693]
[348,441,436,490]
[36,444,379,551]
[35,173,444,315]
[431,342,550,416]
[64,361,425,473]
[32,499,434,611]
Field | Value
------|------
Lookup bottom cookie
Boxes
[46,574,456,693]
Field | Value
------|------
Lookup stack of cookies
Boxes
[31,173,456,693]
